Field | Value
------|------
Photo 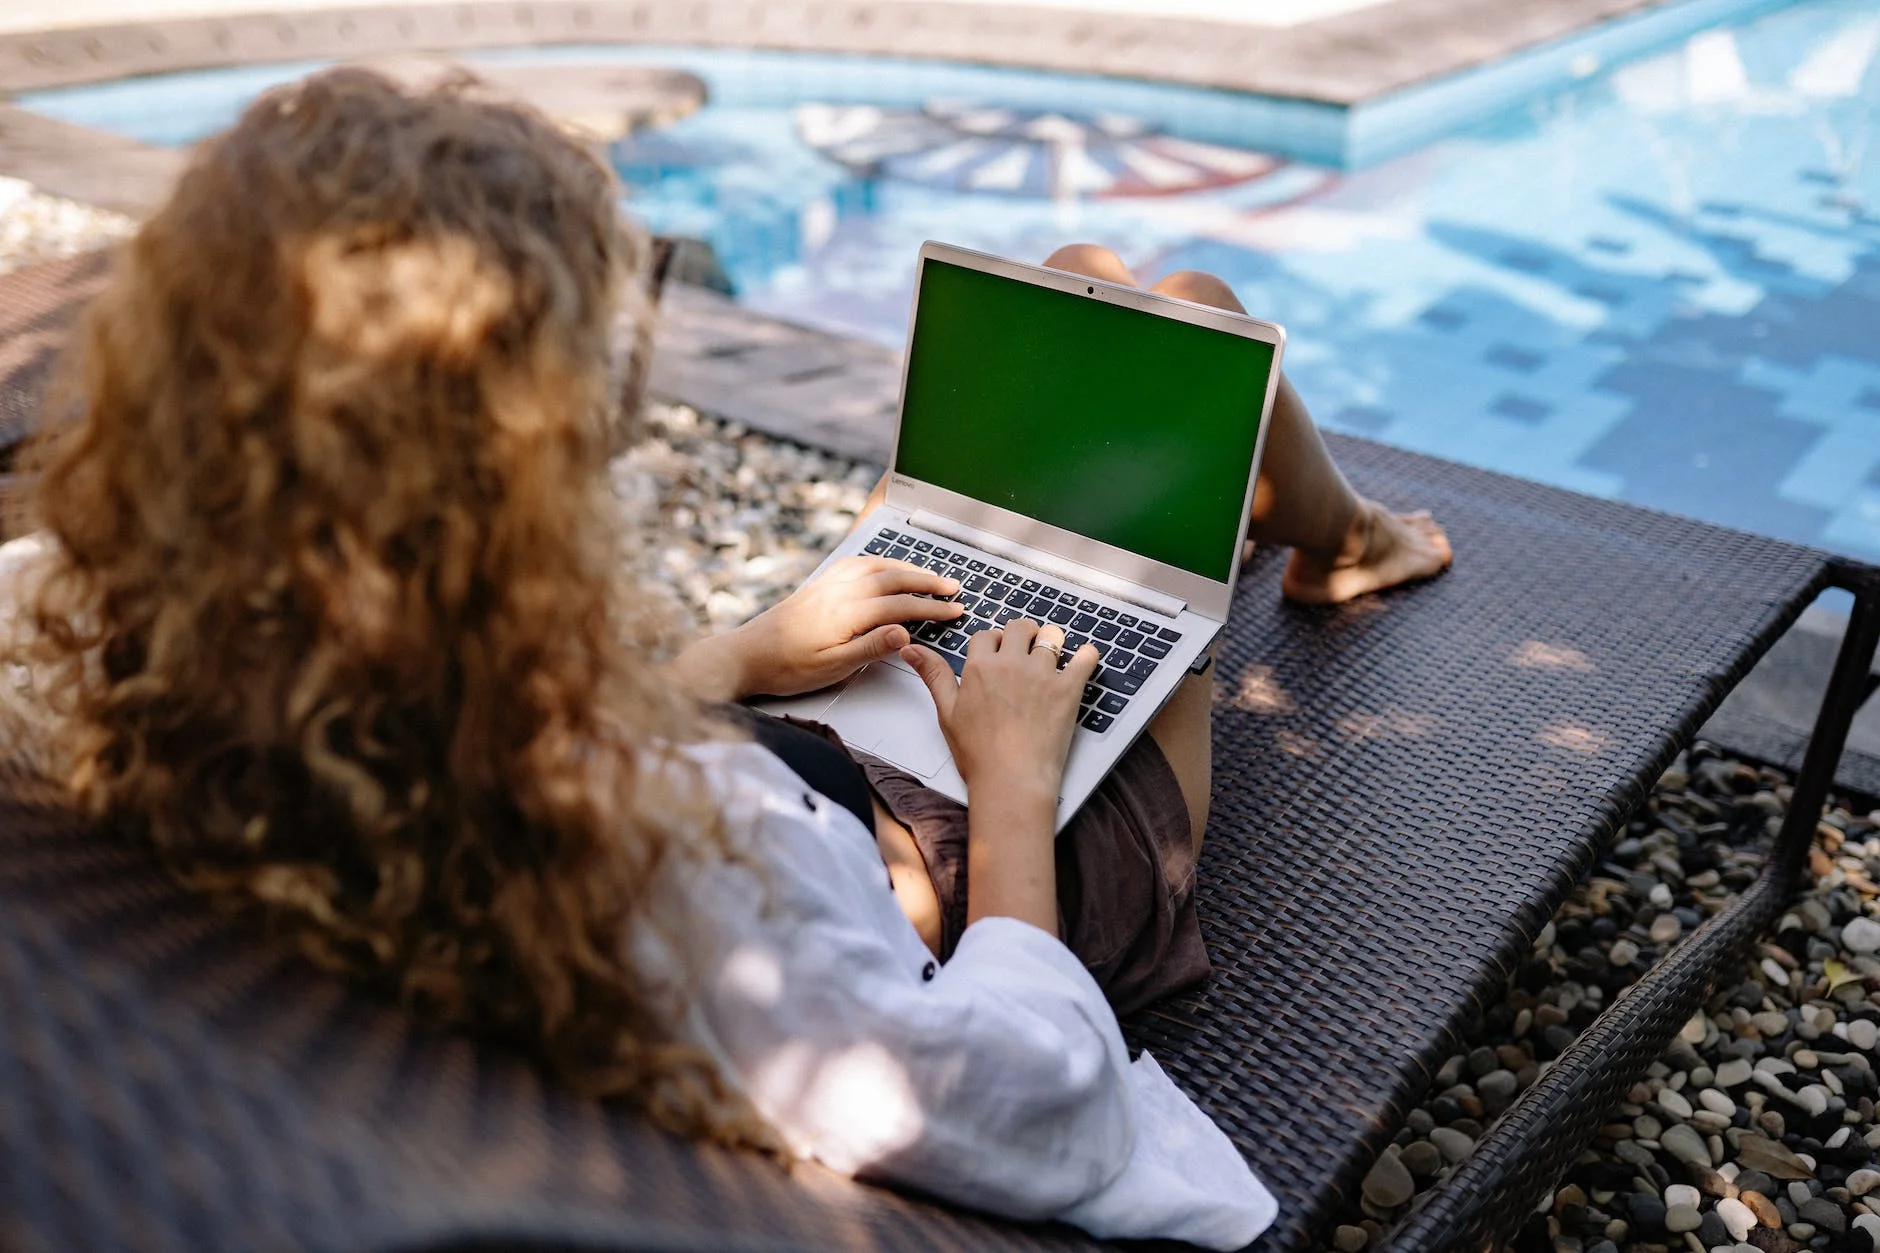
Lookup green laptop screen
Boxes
[895,258,1275,583]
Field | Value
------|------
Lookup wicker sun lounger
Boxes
[0,250,1876,1253]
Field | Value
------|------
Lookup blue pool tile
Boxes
[1485,344,1545,373]
[1489,395,1554,424]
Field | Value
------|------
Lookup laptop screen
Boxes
[895,258,1275,584]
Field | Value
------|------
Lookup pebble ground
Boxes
[9,181,1878,1253]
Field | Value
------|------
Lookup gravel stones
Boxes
[1717,1197,1757,1241]
[1849,1168,1880,1196]
[1851,1018,1880,1051]
[1334,1225,1368,1253]
[1741,1189,1781,1228]
[1428,1126,1473,1164]
[1661,1122,1711,1167]
[1843,917,1880,954]
[1715,1058,1755,1087]
[1361,1151,1415,1210]
[1798,1197,1847,1235]
[1697,1088,1736,1116]
[1398,1139,1442,1179]
[1665,1204,1703,1234]
[1664,1184,1702,1209]
[0,180,133,276]
[1656,1086,1695,1120]
[1477,1068,1518,1111]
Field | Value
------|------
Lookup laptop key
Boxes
[1098,691,1129,716]
[940,630,969,652]
[1158,626,1183,643]
[1096,668,1143,696]
[1092,621,1120,641]
[965,618,993,634]
[1117,613,1139,628]
[912,540,933,552]
[967,559,985,571]
[1021,579,1041,592]
[1041,585,1061,599]
[985,583,1011,602]
[1065,633,1089,653]
[1139,637,1172,660]
[887,545,910,560]
[1080,710,1114,733]
[932,547,953,560]
[1003,572,1021,585]
[1078,599,1099,612]
[1048,604,1076,625]
[1006,592,1033,611]
[1071,613,1099,633]
[1116,629,1145,651]
[995,607,1021,625]
[1097,606,1118,620]
[1127,654,1158,681]
[915,621,946,641]
[957,593,979,610]
[942,651,967,677]
[1083,683,1101,704]
[878,529,901,542]
[864,538,889,555]
[972,602,996,619]
[963,575,988,592]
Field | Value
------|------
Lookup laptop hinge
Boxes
[907,509,1187,619]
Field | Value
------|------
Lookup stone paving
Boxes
[0,0,1683,104]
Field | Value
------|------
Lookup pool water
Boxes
[19,0,1880,566]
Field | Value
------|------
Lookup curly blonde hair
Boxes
[17,68,774,1149]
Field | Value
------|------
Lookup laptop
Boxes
[755,241,1284,831]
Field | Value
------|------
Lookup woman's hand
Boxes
[668,556,965,702]
[903,618,1098,798]
[902,620,1100,937]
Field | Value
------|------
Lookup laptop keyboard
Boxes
[861,525,1184,735]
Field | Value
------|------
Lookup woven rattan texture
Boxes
[0,248,110,453]
[0,777,1104,1253]
[1121,434,1827,1253]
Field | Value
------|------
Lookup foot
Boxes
[1279,499,1452,604]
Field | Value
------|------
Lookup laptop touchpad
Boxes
[828,663,952,779]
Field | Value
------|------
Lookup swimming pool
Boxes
[18,0,1880,567]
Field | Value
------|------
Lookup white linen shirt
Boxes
[0,534,1275,1247]
[633,740,1277,1249]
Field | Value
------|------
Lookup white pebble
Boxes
[1762,957,1791,986]
[1651,883,1674,908]
[1798,1086,1830,1116]
[1845,916,1880,954]
[1698,1089,1735,1117]
[1716,1197,1756,1242]
[1665,1184,1702,1209]
[1656,1087,1694,1120]
[1852,1019,1880,1051]
[1850,1168,1880,1196]
[1715,1059,1754,1088]
[1609,938,1640,966]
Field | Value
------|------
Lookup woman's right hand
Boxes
[903,619,1099,937]
[901,618,1099,805]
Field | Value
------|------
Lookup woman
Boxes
[2,70,1447,1248]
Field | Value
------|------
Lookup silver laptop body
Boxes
[755,241,1285,831]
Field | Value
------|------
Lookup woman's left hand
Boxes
[669,556,964,702]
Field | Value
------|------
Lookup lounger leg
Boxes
[1379,565,1880,1253]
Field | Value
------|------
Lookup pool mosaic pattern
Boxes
[15,0,1880,565]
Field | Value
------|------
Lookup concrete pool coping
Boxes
[0,0,1796,182]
